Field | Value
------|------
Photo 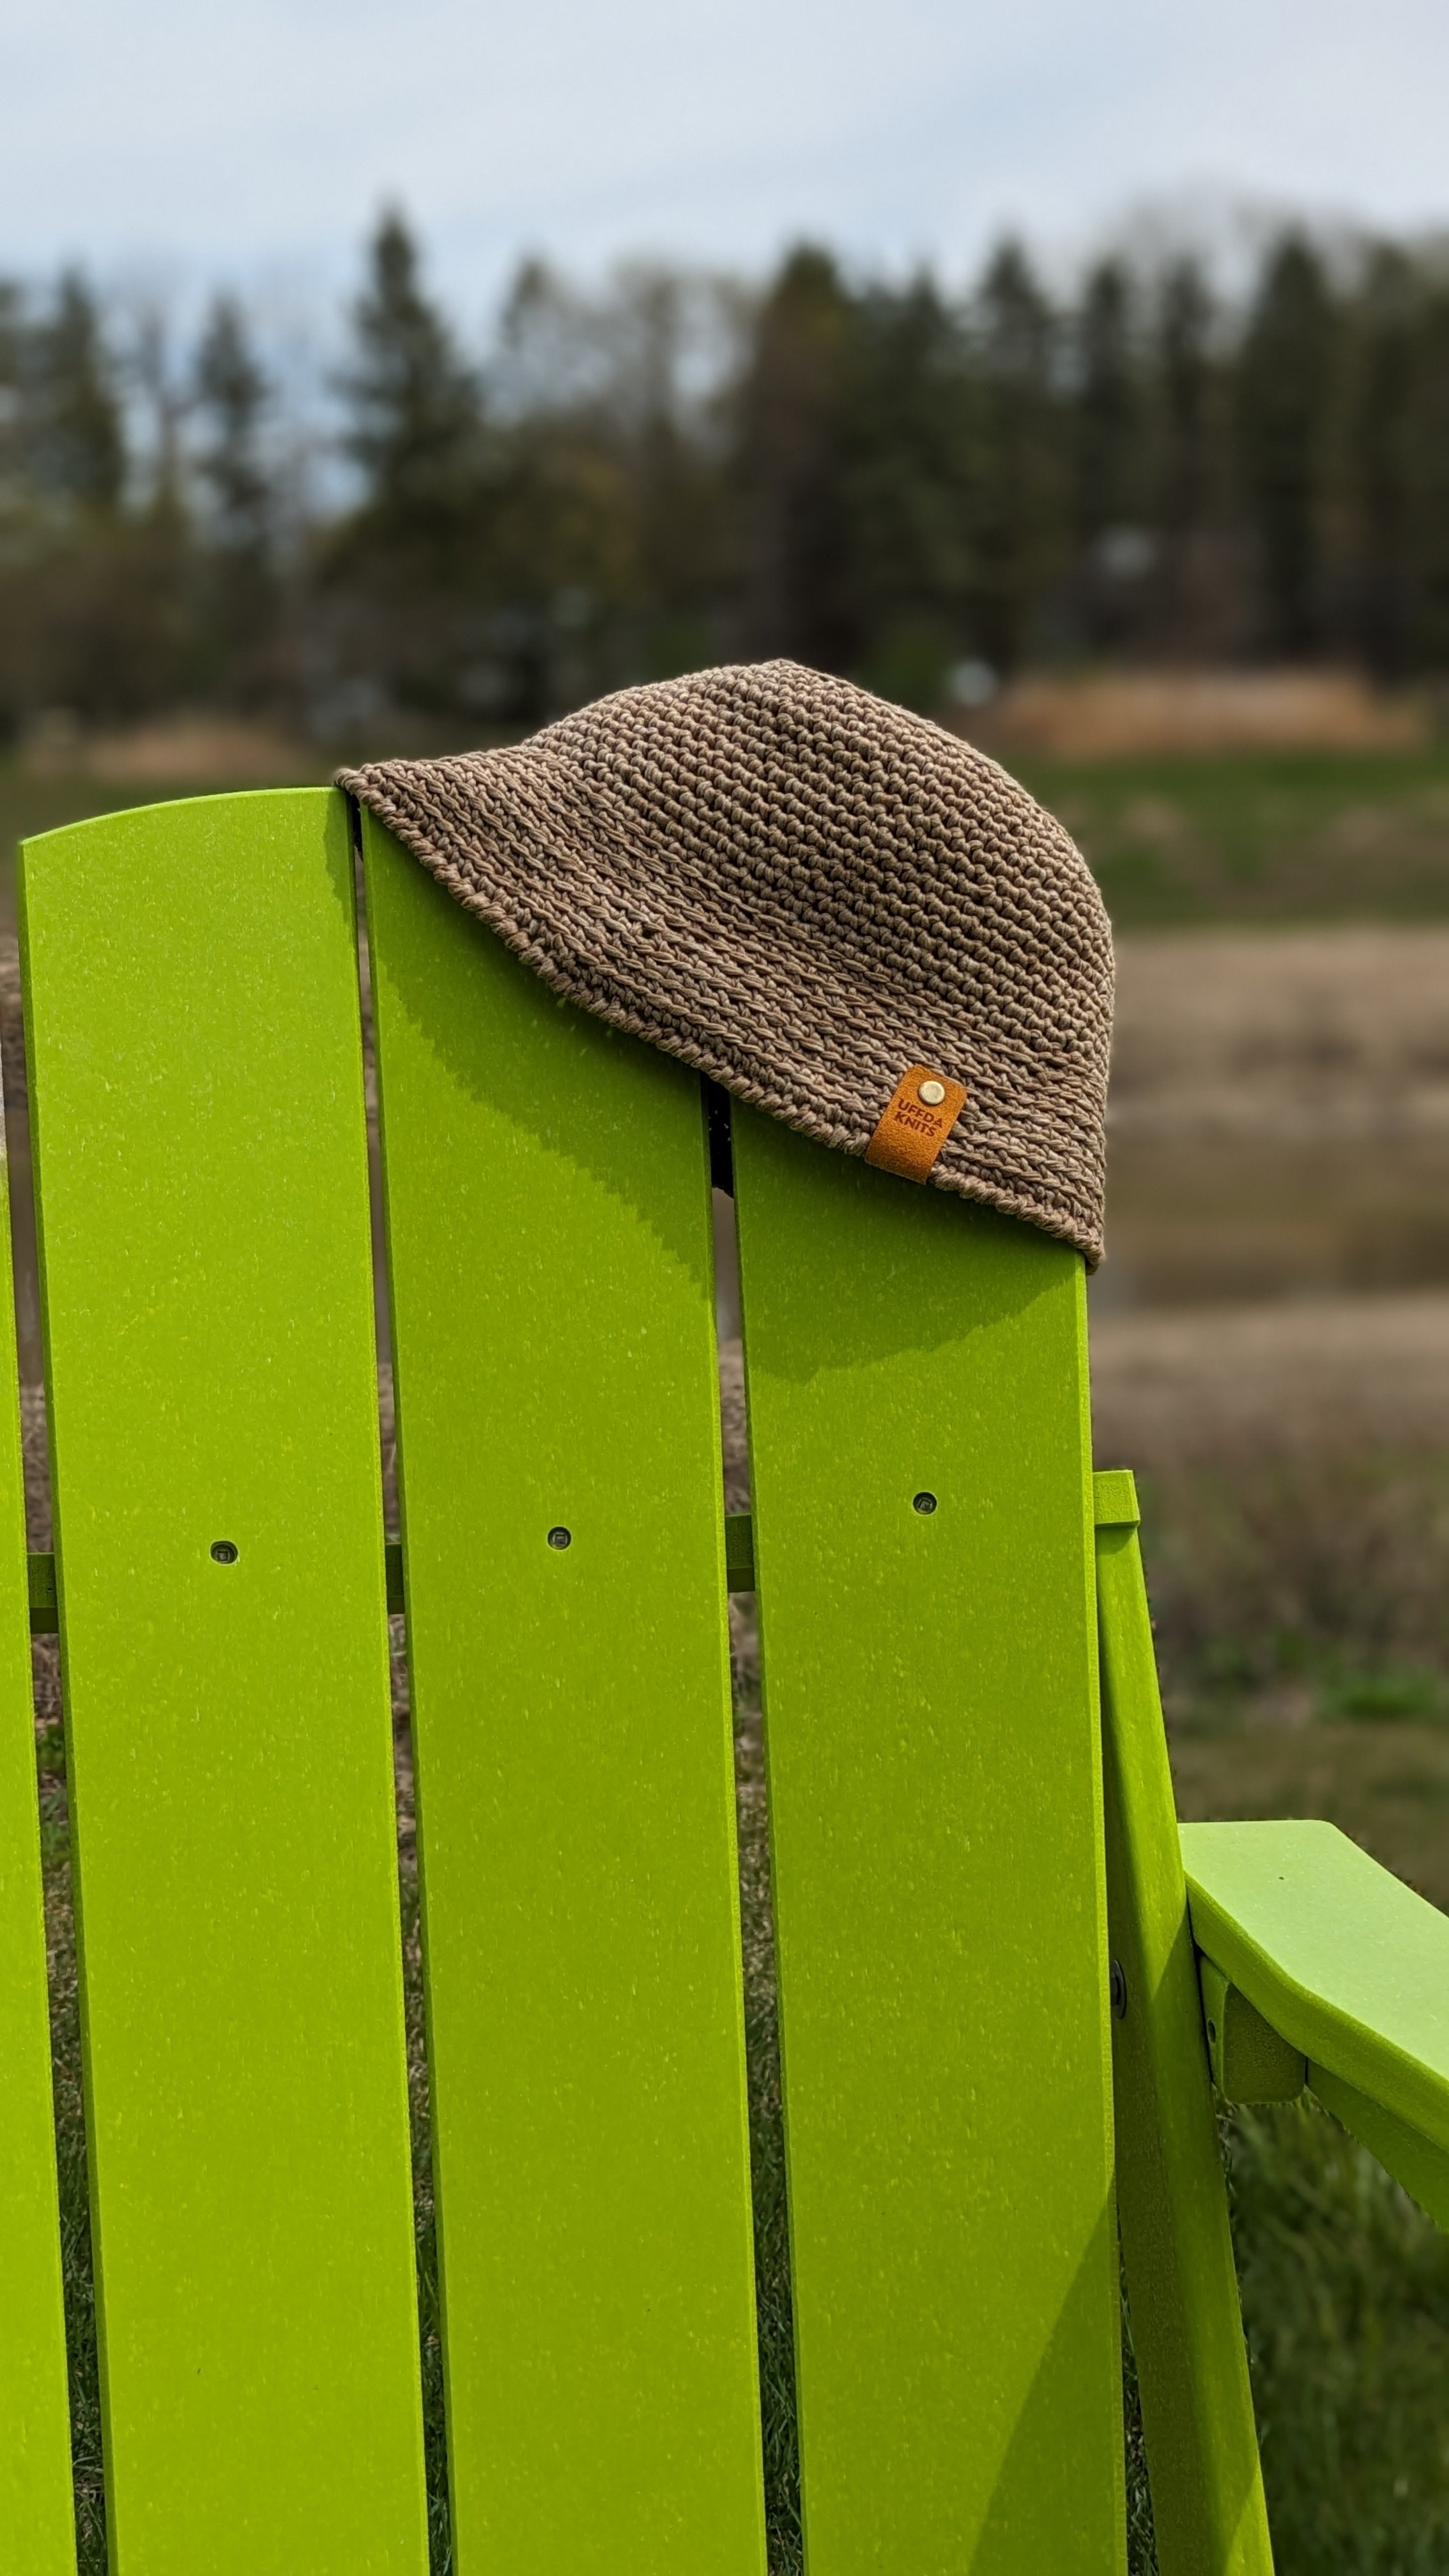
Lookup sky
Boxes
[4,0,1448,314]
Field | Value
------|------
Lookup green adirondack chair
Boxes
[5,785,1449,2576]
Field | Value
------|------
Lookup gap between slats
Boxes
[0,914,105,2570]
[349,832,453,2575]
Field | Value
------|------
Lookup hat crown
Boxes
[341,660,1114,1262]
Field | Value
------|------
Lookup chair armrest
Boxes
[1181,1818,1449,2224]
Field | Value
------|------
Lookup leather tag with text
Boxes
[864,1064,968,1181]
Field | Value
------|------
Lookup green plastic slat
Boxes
[1092,1467,1140,1529]
[31,1524,755,1618]
[362,817,765,2576]
[0,1123,75,2570]
[1183,1817,1449,2161]
[33,1515,756,1614]
[1307,2062,1449,2230]
[19,790,426,2575]
[1095,1503,1272,2576]
[732,1107,1124,2572]
[27,1551,57,1634]
[724,1512,756,1590]
[1197,1958,1306,2105]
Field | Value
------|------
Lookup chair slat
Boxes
[1095,1494,1272,2573]
[362,817,765,2576]
[19,791,426,2574]
[0,1138,75,2573]
[733,1108,1124,2572]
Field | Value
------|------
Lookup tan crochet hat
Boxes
[341,660,1113,1262]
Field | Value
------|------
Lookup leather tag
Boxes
[864,1065,968,1181]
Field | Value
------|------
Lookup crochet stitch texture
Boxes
[342,658,1114,1262]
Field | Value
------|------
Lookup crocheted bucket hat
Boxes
[341,659,1113,1262]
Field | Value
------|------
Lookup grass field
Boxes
[1016,744,1449,928]
[8,735,1449,933]
[1106,924,1449,1305]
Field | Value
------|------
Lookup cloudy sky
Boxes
[4,0,1445,305]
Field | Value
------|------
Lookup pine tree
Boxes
[1072,259,1147,648]
[1073,261,1141,539]
[1408,281,1449,670]
[732,245,857,668]
[1347,244,1418,674]
[1238,233,1337,655]
[340,210,482,548]
[194,296,275,695]
[491,257,711,647]
[196,299,272,551]
[1153,257,1218,650]
[836,274,977,706]
[25,271,125,511]
[603,266,726,639]
[969,240,1061,674]
[0,283,24,507]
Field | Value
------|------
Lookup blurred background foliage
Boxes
[17,197,1449,2576]
[7,211,1449,742]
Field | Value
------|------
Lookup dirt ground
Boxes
[1091,1287,1449,1464]
[1106,926,1449,1302]
[973,668,1429,759]
[1112,926,1449,1144]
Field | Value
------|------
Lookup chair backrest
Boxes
[4,786,1122,2573]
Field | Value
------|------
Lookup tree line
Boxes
[3,211,1449,740]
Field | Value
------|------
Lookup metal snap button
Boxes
[917,1079,946,1106]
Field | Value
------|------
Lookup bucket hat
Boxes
[341,659,1113,1262]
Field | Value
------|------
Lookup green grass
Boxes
[1230,2099,1449,2569]
[1138,1443,1449,1777]
[10,741,1449,944]
[1013,746,1449,928]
